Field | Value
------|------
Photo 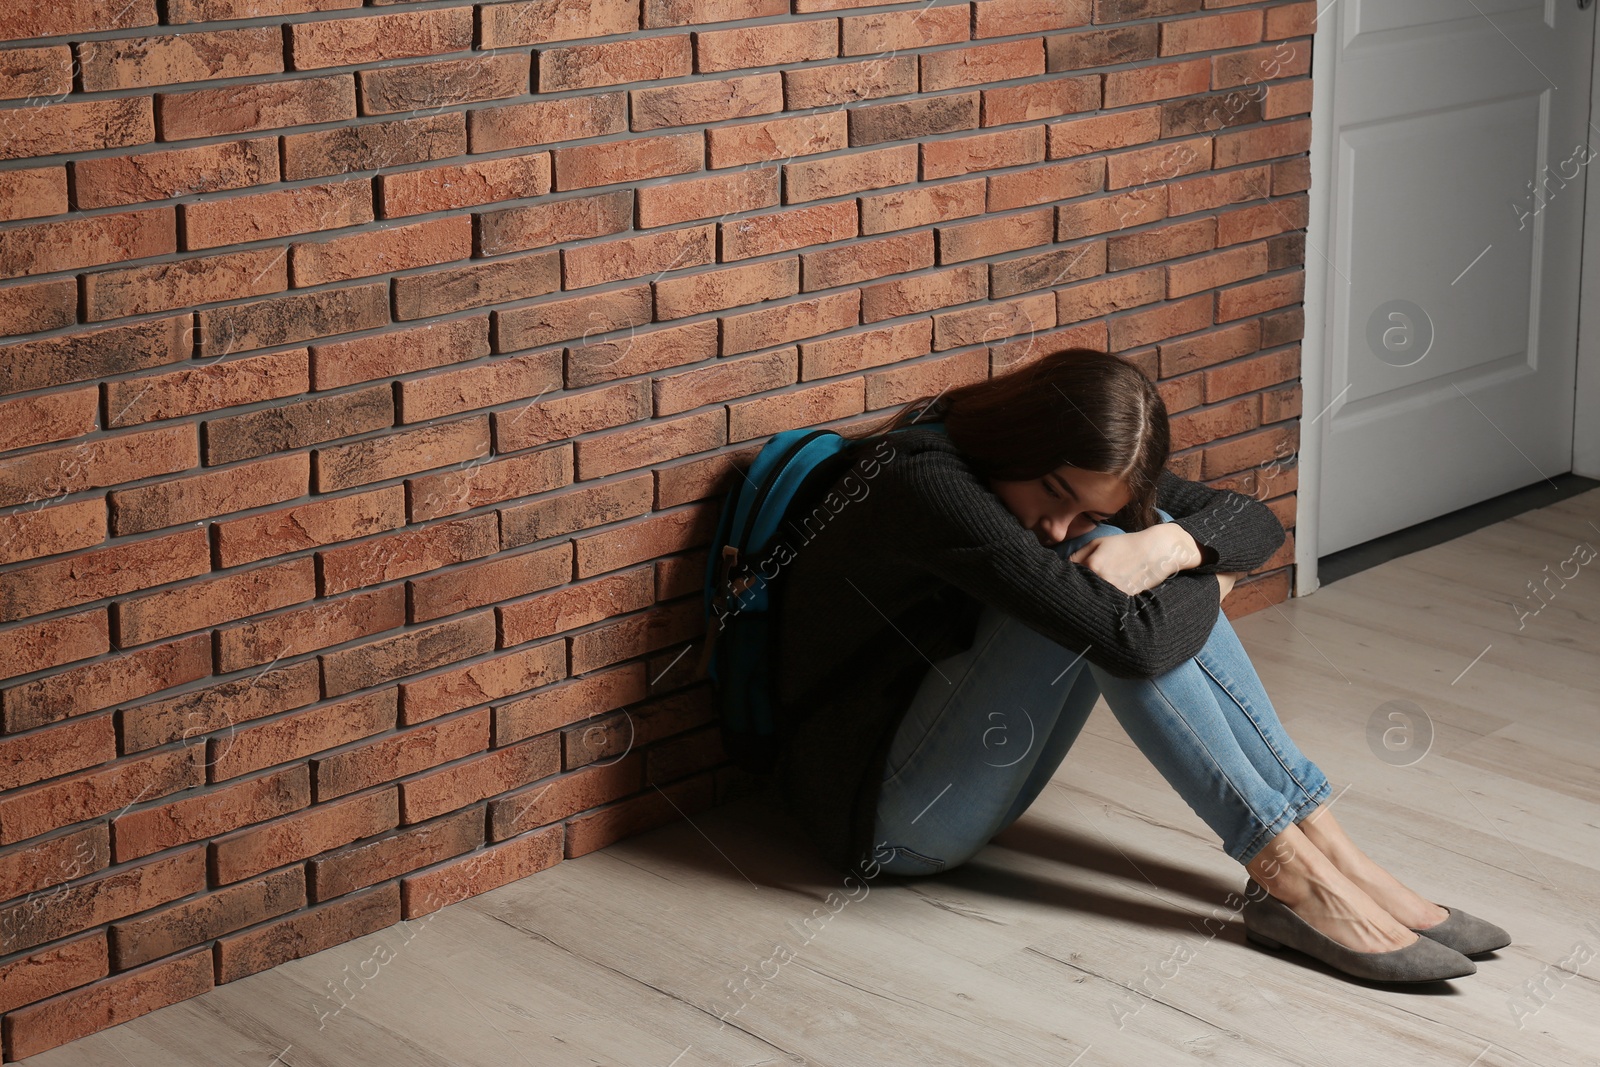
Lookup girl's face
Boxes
[988,464,1133,548]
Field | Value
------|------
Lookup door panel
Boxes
[1319,0,1588,552]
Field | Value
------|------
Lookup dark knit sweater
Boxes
[772,425,1288,876]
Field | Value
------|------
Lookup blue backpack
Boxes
[693,418,947,776]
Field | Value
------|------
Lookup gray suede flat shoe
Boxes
[1240,883,1476,982]
[1408,904,1511,956]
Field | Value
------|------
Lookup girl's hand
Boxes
[1068,526,1192,595]
[1217,571,1245,601]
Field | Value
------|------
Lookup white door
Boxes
[1317,0,1592,554]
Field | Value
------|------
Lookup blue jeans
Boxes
[871,508,1331,877]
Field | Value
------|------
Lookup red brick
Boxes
[539,35,692,92]
[105,348,308,429]
[393,251,560,320]
[0,385,95,452]
[492,662,645,745]
[1214,117,1312,167]
[696,19,838,73]
[209,689,397,781]
[312,316,489,390]
[118,658,321,757]
[0,497,104,568]
[217,587,405,675]
[721,290,860,354]
[0,97,154,160]
[210,786,398,884]
[784,55,918,109]
[181,183,371,252]
[841,5,969,55]
[192,282,387,357]
[0,1,157,41]
[202,382,394,466]
[849,92,979,147]
[1213,40,1309,91]
[83,248,288,321]
[1159,319,1262,376]
[113,557,316,647]
[631,73,782,131]
[0,934,108,1016]
[975,0,1090,36]
[313,706,490,801]
[552,131,702,191]
[289,8,473,69]
[562,224,715,289]
[803,231,933,290]
[721,200,858,260]
[1216,195,1308,246]
[215,882,399,983]
[312,412,486,492]
[1056,266,1165,325]
[655,257,799,319]
[645,0,786,26]
[1168,164,1271,216]
[1216,271,1304,322]
[0,825,108,908]
[291,215,471,286]
[319,510,495,594]
[1104,57,1209,108]
[783,144,917,203]
[0,848,204,967]
[110,867,305,969]
[1168,242,1269,298]
[469,91,628,152]
[982,74,1100,126]
[109,453,308,536]
[0,531,210,628]
[489,752,643,838]
[800,318,931,378]
[495,568,651,647]
[859,177,985,235]
[400,641,565,726]
[936,208,1053,264]
[638,168,779,228]
[0,209,175,279]
[285,112,466,180]
[71,137,278,210]
[861,264,986,322]
[1048,106,1161,158]
[923,125,1046,180]
[1057,186,1165,239]
[7,630,211,739]
[359,52,528,116]
[400,734,560,824]
[4,948,212,1062]
[482,0,638,46]
[0,166,66,220]
[1107,216,1215,271]
[1106,135,1212,189]
[379,154,551,218]
[179,0,350,23]
[576,411,726,478]
[402,825,563,917]
[1265,3,1317,39]
[495,284,653,351]
[157,75,355,140]
[0,424,198,510]
[79,26,283,90]
[113,766,311,861]
[307,805,480,900]
[0,716,115,792]
[920,39,1044,92]
[0,748,201,845]
[1107,291,1212,350]
[989,239,1106,298]
[934,291,1056,351]
[988,158,1103,211]
[1160,10,1262,56]
[1204,346,1299,403]
[0,614,108,687]
[411,448,573,525]
[708,111,848,168]
[479,189,631,256]
[654,346,798,414]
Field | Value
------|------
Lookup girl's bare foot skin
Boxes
[1295,805,1450,930]
[1245,822,1422,954]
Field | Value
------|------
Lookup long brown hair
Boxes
[836,348,1171,531]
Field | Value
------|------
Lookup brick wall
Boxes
[0,0,1310,1056]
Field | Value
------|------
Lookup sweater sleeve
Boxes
[1155,470,1287,575]
[875,451,1224,679]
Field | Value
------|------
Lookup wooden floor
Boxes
[25,489,1600,1067]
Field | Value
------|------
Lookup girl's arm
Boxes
[1152,470,1286,576]
[878,453,1226,679]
